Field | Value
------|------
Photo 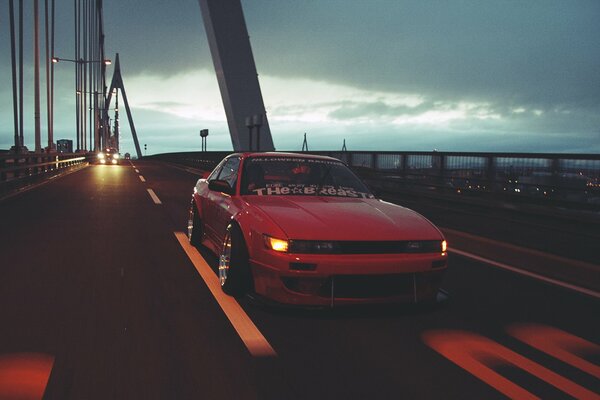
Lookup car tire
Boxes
[188,202,202,247]
[219,224,251,297]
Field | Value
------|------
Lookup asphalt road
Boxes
[0,161,598,399]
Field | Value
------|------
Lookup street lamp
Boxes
[200,129,209,152]
[52,56,111,65]
[245,113,264,151]
[253,114,263,151]
[53,56,112,152]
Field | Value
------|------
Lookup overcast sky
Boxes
[1,0,599,154]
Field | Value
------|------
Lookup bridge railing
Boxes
[147,151,600,210]
[146,151,231,171]
[0,152,92,197]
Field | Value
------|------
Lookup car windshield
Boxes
[240,156,374,198]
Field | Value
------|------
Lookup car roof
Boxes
[234,152,342,163]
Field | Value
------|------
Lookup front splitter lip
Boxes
[245,288,450,311]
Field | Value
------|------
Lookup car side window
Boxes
[208,159,227,181]
[216,157,240,191]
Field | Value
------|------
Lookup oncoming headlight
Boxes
[97,152,105,159]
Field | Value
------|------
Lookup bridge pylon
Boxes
[105,53,142,159]
[198,0,275,151]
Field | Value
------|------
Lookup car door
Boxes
[202,160,225,246]
[206,156,241,246]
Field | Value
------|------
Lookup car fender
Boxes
[231,200,288,261]
[191,179,209,218]
[191,192,203,218]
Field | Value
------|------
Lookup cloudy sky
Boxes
[1,0,599,155]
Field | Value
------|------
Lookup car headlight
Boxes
[263,235,289,252]
[113,153,119,159]
[404,241,447,253]
[97,152,105,159]
[289,240,340,254]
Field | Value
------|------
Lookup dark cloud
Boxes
[244,0,600,110]
[328,101,426,120]
[102,1,210,74]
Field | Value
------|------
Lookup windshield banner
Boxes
[252,184,374,198]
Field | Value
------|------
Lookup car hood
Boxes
[243,196,442,241]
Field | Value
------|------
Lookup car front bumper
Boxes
[250,252,447,306]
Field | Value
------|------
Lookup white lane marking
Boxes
[135,169,140,173]
[139,175,146,182]
[174,232,277,357]
[450,248,600,299]
[146,188,162,204]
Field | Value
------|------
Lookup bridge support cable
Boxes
[33,0,42,153]
[44,0,56,151]
[105,54,142,159]
[7,0,107,155]
[68,0,108,152]
[198,0,275,151]
[8,0,22,152]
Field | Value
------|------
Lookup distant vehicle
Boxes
[97,148,120,165]
[188,152,448,306]
[124,153,131,160]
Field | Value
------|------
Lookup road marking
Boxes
[450,248,600,299]
[506,323,600,378]
[146,188,162,204]
[423,328,600,400]
[0,353,55,400]
[174,232,277,357]
[135,169,140,173]
[139,175,146,182]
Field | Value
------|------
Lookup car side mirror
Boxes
[208,179,234,195]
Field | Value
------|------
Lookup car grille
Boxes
[338,241,440,254]
[289,240,442,254]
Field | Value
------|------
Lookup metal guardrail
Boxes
[150,150,600,210]
[0,152,92,196]
[334,151,600,209]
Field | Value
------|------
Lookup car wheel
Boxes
[188,202,202,247]
[219,224,251,296]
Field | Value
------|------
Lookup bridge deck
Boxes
[0,161,598,399]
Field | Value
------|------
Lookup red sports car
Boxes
[188,152,447,306]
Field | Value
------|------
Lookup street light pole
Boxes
[245,117,253,151]
[200,129,209,152]
[52,56,111,152]
[44,0,55,152]
[253,114,263,152]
